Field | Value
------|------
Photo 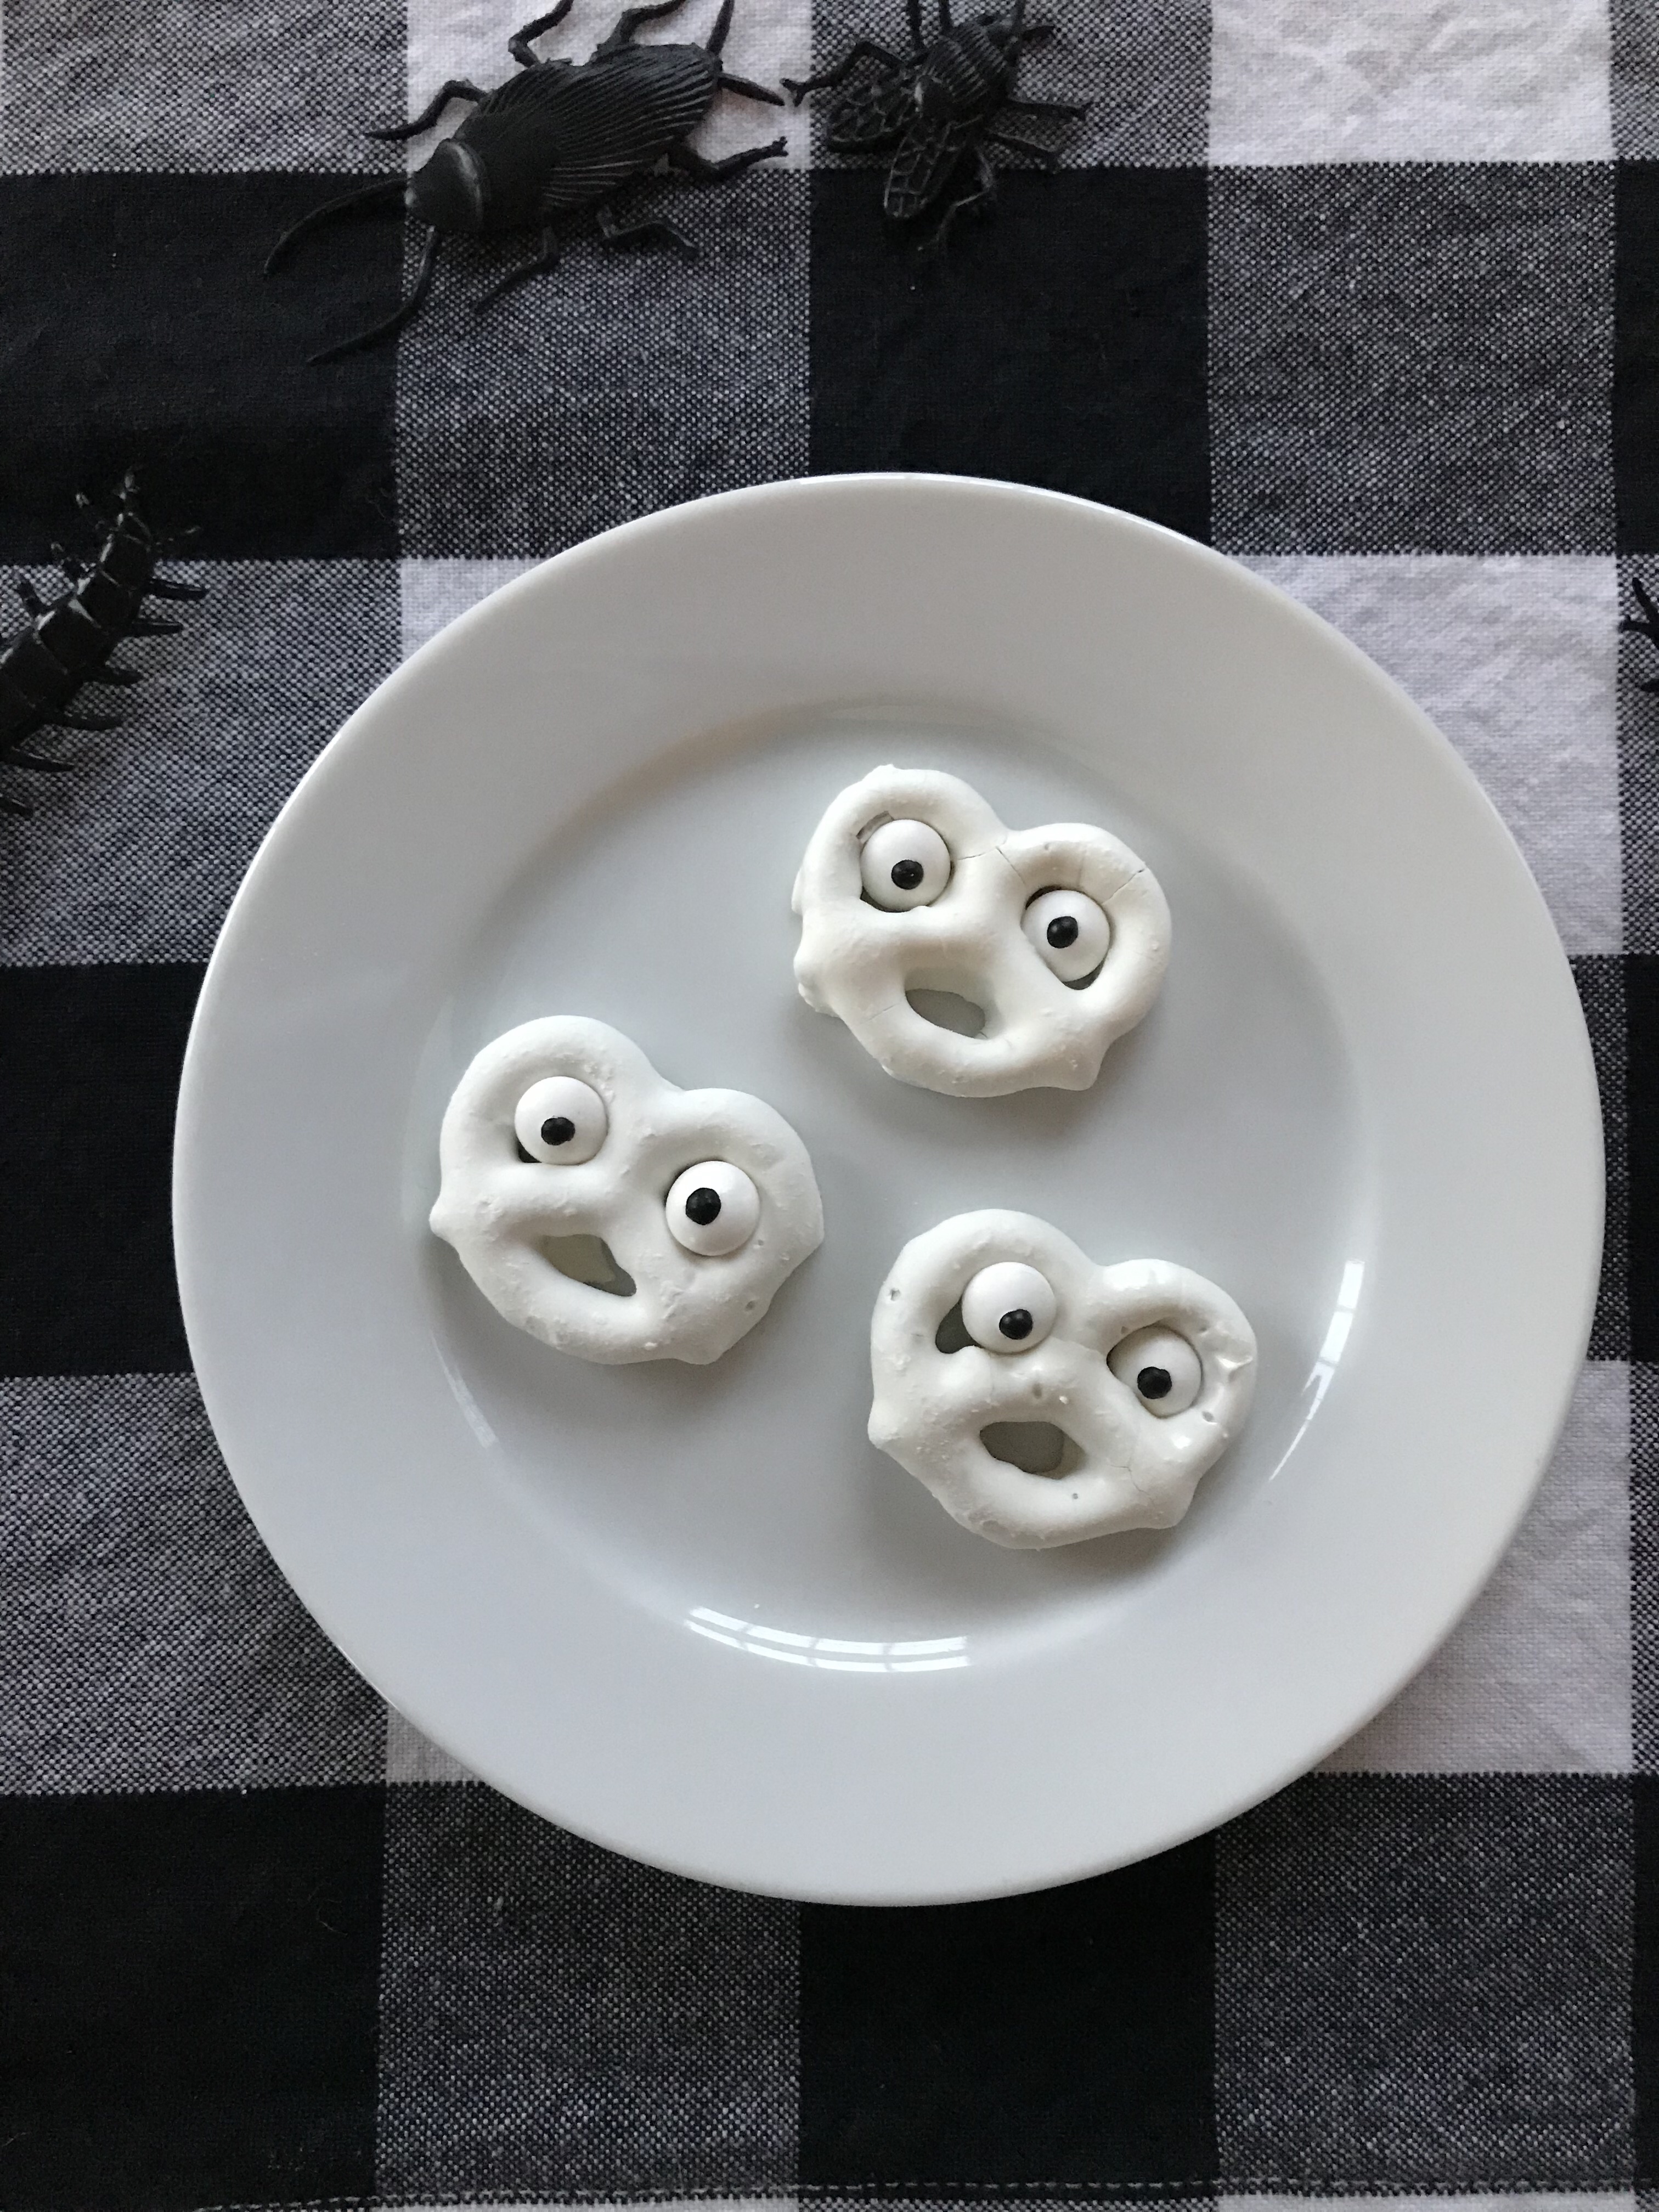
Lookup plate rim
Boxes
[174,471,1604,1901]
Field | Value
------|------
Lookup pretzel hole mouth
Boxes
[541,1234,637,1299]
[934,1299,973,1352]
[980,1421,1079,1477]
[906,987,985,1037]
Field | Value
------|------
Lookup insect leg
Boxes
[265,178,406,273]
[49,710,123,732]
[719,70,786,103]
[130,616,184,637]
[1001,94,1087,115]
[936,0,953,32]
[473,228,564,312]
[8,752,75,771]
[593,0,689,57]
[508,0,575,63]
[366,80,488,140]
[984,126,1060,165]
[92,663,144,686]
[782,41,904,99]
[145,576,208,601]
[309,229,441,364]
[0,794,32,815]
[927,142,997,249]
[595,204,698,257]
[14,577,47,617]
[668,137,786,180]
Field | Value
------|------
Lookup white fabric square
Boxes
[1209,0,1614,164]
[406,0,812,166]
[401,556,537,659]
[1323,1363,1631,1774]
[1248,555,1622,957]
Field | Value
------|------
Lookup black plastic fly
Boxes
[267,0,786,363]
[0,473,204,821]
[784,0,1086,244]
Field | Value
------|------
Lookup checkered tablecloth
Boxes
[0,0,1651,2199]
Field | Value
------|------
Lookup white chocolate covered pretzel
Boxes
[869,1210,1256,1548]
[431,1017,823,1365]
[793,767,1171,1097]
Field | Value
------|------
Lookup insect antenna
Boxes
[309,229,442,364]
[705,0,737,53]
[265,178,407,274]
[146,577,208,602]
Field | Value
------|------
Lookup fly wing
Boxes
[883,115,971,218]
[824,68,913,149]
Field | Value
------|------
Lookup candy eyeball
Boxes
[666,1159,761,1256]
[1109,1324,1203,1415]
[514,1075,608,1164]
[860,818,951,911]
[1023,888,1110,984]
[961,1260,1058,1353]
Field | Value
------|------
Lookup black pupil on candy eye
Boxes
[685,1187,723,1225]
[1137,1365,1173,1400]
[998,1308,1034,1340]
[1047,915,1080,949]
[891,858,925,890]
[541,1115,576,1147]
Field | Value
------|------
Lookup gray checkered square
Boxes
[0,0,403,171]
[1613,0,1659,155]
[0,1374,384,1792]
[806,0,1208,166]
[1210,163,1617,555]
[0,560,399,966]
[376,1784,798,2195]
[1577,955,1629,1361]
[395,170,807,559]
[1216,1776,1634,2187]
[1619,560,1659,952]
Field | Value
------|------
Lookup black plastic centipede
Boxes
[0,472,205,819]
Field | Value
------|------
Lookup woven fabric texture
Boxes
[0,0,1651,2201]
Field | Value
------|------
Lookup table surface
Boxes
[1,0,1654,2202]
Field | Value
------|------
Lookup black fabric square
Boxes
[0,1786,382,2209]
[1211,163,1616,555]
[0,174,398,560]
[809,166,1209,539]
[1576,953,1629,1359]
[1215,1775,1634,2187]
[799,1840,1215,2189]
[0,963,199,1375]
[1617,163,1659,552]
[376,1785,797,2194]
[1627,955,1659,1361]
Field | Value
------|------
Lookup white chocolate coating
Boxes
[793,766,1171,1097]
[869,1210,1256,1548]
[431,1017,823,1365]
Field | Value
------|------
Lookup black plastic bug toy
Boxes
[1,473,204,821]
[784,0,1086,244]
[1623,574,1659,694]
[267,0,786,363]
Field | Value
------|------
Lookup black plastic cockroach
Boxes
[1623,574,1659,694]
[784,0,1086,244]
[267,0,786,363]
[0,473,204,821]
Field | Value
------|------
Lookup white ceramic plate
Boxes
[174,475,1602,1904]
